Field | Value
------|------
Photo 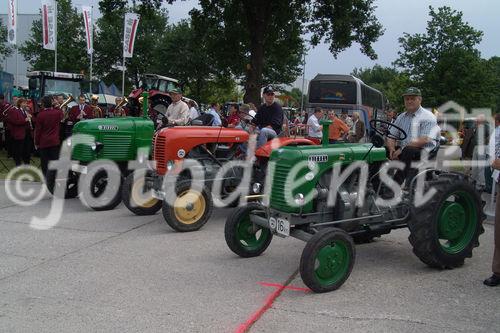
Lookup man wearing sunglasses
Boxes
[251,85,284,147]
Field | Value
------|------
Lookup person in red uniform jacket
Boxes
[67,95,93,134]
[34,96,64,178]
[0,94,14,157]
[6,97,33,166]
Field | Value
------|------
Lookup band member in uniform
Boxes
[0,94,14,157]
[7,97,33,166]
[68,95,93,136]
[110,97,128,117]
[35,96,64,178]
[90,95,104,118]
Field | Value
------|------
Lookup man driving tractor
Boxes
[387,87,440,185]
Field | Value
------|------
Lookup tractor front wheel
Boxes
[122,173,162,215]
[300,228,355,293]
[162,180,213,232]
[81,168,123,211]
[224,202,273,258]
[408,174,485,268]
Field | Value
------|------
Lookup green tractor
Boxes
[47,92,155,211]
[224,119,485,293]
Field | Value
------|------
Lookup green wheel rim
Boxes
[236,214,270,251]
[437,190,477,254]
[314,240,350,286]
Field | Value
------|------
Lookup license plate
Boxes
[275,218,290,237]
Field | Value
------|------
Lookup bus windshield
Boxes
[44,78,81,97]
[309,80,357,104]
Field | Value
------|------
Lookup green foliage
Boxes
[188,0,383,105]
[394,6,496,111]
[94,0,169,92]
[19,0,88,74]
[0,22,12,68]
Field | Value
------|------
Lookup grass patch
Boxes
[0,150,42,182]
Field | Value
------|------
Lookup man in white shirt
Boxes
[187,100,199,122]
[166,88,189,126]
[307,107,323,139]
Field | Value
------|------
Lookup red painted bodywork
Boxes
[255,137,316,157]
[153,127,317,175]
[153,126,250,175]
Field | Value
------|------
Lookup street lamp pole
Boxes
[300,51,306,112]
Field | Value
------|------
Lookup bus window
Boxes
[309,80,357,104]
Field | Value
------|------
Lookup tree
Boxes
[394,6,496,110]
[94,0,169,92]
[0,22,12,68]
[177,0,383,105]
[19,0,88,74]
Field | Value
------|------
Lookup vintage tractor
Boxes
[122,121,317,231]
[224,119,485,293]
[127,74,180,118]
[46,92,155,211]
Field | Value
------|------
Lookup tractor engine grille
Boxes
[102,135,132,160]
[153,133,167,174]
[270,163,292,210]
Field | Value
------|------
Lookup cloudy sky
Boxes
[2,0,499,84]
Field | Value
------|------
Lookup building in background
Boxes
[0,14,38,87]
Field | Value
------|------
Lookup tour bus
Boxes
[307,74,386,140]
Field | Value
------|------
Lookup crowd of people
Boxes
[0,93,129,176]
[305,107,366,144]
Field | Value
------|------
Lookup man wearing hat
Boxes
[387,87,440,185]
[166,87,189,126]
[251,85,284,147]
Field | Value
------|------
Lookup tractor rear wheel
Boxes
[162,179,213,232]
[408,174,485,269]
[300,228,355,293]
[224,202,273,258]
[122,173,162,215]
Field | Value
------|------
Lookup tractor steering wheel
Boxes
[369,119,407,141]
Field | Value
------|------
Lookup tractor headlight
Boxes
[166,160,175,171]
[90,142,97,151]
[294,193,305,206]
[252,182,262,194]
[66,138,72,147]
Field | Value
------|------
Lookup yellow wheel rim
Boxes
[173,189,206,224]
[131,177,158,208]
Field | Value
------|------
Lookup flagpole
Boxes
[89,5,93,94]
[54,0,57,72]
[15,0,18,86]
[121,56,125,96]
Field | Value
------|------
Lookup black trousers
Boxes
[4,129,13,157]
[39,146,60,178]
[12,135,33,166]
[394,146,423,185]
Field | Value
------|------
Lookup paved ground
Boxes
[0,180,498,333]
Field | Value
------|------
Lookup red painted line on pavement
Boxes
[258,281,310,292]
[235,282,309,333]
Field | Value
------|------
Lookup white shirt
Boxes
[188,106,199,121]
[390,106,440,151]
[166,100,189,125]
[207,108,222,126]
[307,114,322,138]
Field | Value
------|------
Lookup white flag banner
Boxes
[82,6,93,55]
[123,13,140,58]
[7,0,17,44]
[41,0,57,50]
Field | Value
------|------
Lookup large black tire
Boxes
[300,228,355,293]
[162,179,213,232]
[45,170,79,199]
[81,169,123,211]
[224,202,273,258]
[122,173,162,215]
[408,173,485,269]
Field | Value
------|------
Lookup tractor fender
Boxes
[255,137,317,158]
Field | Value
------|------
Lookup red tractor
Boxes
[121,122,317,232]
